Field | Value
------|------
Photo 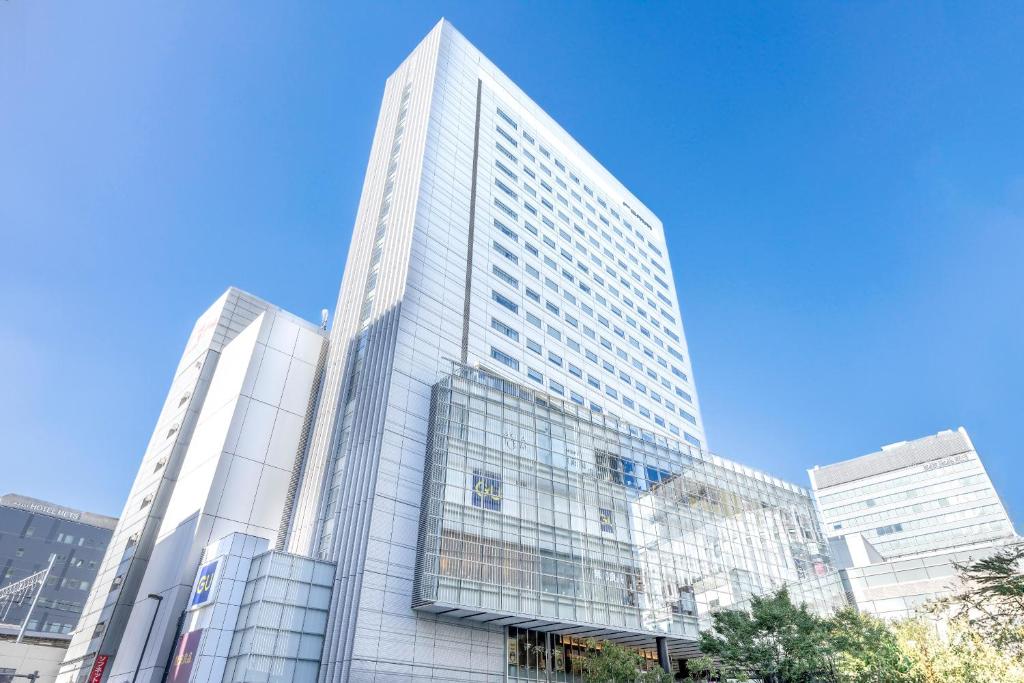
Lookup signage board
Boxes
[188,559,220,610]
[471,471,502,511]
[88,654,109,683]
[166,629,203,683]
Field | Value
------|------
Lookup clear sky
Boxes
[2,3,1021,524]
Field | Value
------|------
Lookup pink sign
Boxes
[166,629,204,683]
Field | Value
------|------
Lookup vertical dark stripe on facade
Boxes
[275,340,329,551]
[460,79,483,363]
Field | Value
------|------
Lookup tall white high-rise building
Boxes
[285,18,708,562]
[60,20,846,683]
[289,17,712,679]
[283,20,837,682]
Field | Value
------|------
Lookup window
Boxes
[495,159,517,181]
[494,219,519,242]
[492,290,518,313]
[496,125,519,147]
[491,318,519,341]
[496,143,517,163]
[548,380,564,395]
[527,339,542,354]
[490,347,519,370]
[548,351,563,367]
[493,241,518,264]
[527,368,543,383]
[495,178,518,199]
[494,198,518,220]
[492,265,519,288]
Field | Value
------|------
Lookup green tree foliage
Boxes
[576,639,673,683]
[895,617,1024,683]
[695,585,1024,683]
[939,543,1024,657]
[681,654,719,683]
[826,608,914,683]
[698,588,832,682]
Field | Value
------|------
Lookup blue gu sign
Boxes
[471,471,502,511]
[189,559,220,610]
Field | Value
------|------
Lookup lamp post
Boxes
[131,593,164,683]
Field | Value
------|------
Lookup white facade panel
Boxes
[283,19,716,682]
[59,291,325,683]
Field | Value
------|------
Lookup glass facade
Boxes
[414,365,846,657]
[224,551,335,683]
[506,626,663,682]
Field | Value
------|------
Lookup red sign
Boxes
[166,629,204,683]
[88,655,109,683]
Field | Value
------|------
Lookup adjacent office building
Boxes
[0,493,117,681]
[57,289,328,683]
[809,427,1018,620]
[60,20,847,682]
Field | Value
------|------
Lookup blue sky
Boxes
[1,3,1021,523]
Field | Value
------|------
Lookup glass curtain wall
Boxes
[414,364,845,650]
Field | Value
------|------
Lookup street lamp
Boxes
[131,593,164,683]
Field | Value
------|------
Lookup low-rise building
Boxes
[809,427,1017,619]
[0,494,117,681]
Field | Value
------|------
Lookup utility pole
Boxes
[131,593,164,683]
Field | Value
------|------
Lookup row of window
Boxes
[816,459,980,506]
[492,106,664,267]
[486,158,680,356]
[831,487,998,531]
[822,472,989,519]
[483,108,689,372]
[490,341,700,448]
[488,230,690,394]
[11,527,107,549]
[481,141,698,439]
[489,287,696,420]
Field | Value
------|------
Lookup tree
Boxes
[681,654,719,683]
[576,639,673,683]
[825,608,914,683]
[894,616,1024,683]
[938,543,1024,658]
[698,588,833,682]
